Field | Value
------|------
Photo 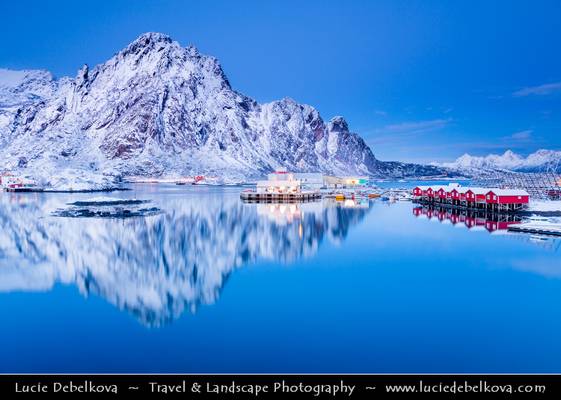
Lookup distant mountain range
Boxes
[0,32,448,190]
[438,150,561,174]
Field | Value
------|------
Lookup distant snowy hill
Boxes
[439,150,561,174]
[0,32,447,190]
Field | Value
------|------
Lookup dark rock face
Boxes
[0,32,446,185]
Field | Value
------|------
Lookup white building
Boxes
[294,173,325,190]
[256,169,302,194]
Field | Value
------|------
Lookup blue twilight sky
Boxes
[1,0,560,163]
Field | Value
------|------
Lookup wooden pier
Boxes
[413,198,526,213]
[412,185,530,214]
[4,187,44,192]
[508,224,561,237]
[240,191,321,203]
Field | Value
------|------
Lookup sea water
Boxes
[0,184,560,372]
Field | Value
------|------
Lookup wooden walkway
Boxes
[508,223,561,236]
[413,199,525,213]
[240,192,321,203]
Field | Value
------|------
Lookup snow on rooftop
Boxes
[488,189,530,196]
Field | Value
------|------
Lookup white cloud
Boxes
[510,129,533,140]
[371,118,450,137]
[513,81,561,97]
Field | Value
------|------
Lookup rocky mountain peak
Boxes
[328,116,349,133]
[0,33,447,189]
[125,32,173,52]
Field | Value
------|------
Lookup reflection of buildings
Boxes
[0,193,371,327]
[324,197,370,209]
[255,202,326,225]
[413,205,522,233]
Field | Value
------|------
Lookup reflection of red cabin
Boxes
[450,213,460,224]
[485,221,498,232]
[465,216,476,228]
[413,207,422,217]
[485,190,529,205]
[485,220,521,232]
[438,210,447,221]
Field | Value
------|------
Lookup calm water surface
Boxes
[0,184,560,373]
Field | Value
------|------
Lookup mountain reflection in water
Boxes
[0,190,370,326]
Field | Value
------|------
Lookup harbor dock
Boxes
[240,191,321,202]
[240,169,324,203]
[412,184,530,213]
[508,223,561,237]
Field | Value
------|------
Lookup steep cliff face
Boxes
[0,32,444,189]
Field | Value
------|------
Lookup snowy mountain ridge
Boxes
[0,32,445,189]
[439,149,561,173]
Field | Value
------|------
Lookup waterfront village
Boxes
[1,168,561,236]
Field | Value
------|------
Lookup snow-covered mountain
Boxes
[440,149,561,173]
[0,32,446,189]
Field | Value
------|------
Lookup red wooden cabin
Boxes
[485,189,529,205]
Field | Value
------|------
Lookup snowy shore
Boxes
[528,200,561,212]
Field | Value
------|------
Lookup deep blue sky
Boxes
[1,0,560,162]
